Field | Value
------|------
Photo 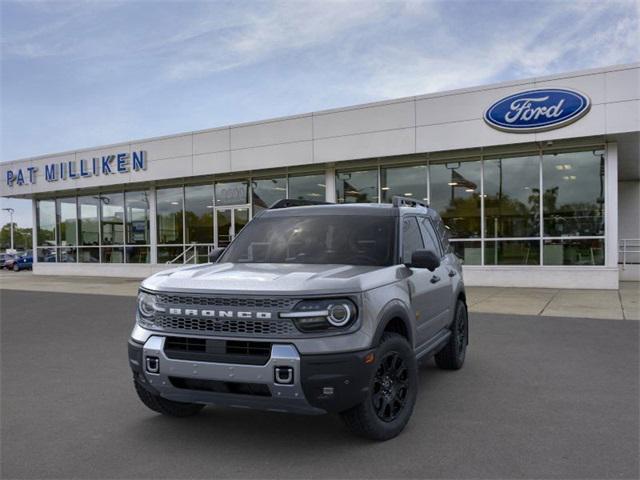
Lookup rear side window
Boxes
[402,217,424,263]
[419,217,442,257]
[432,215,451,253]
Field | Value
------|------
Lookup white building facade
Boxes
[2,63,639,289]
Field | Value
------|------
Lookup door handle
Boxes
[430,275,441,284]
[448,270,457,277]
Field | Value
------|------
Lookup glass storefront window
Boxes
[37,246,57,262]
[101,246,124,263]
[484,240,540,265]
[56,198,77,246]
[126,246,150,264]
[288,173,325,201]
[100,193,124,245]
[157,187,183,244]
[36,200,56,246]
[430,160,481,238]
[450,241,482,265]
[77,196,100,246]
[158,246,183,264]
[185,184,214,244]
[252,177,286,211]
[215,181,248,206]
[125,191,150,245]
[336,169,378,203]
[542,150,605,237]
[77,247,100,263]
[484,155,540,238]
[543,238,604,265]
[381,165,428,203]
[58,246,76,263]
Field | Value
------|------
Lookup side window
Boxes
[419,217,442,257]
[402,217,424,263]
[433,216,451,253]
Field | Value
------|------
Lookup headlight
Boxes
[281,299,357,332]
[137,291,161,327]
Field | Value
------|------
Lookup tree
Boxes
[0,223,32,251]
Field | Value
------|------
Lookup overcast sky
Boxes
[1,0,639,228]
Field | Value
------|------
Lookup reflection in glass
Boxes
[100,193,124,245]
[78,247,100,263]
[215,181,248,206]
[430,160,481,238]
[216,209,232,248]
[101,246,124,263]
[125,191,150,245]
[78,196,100,246]
[157,187,183,244]
[59,246,77,263]
[157,246,183,264]
[484,240,540,265]
[288,173,325,201]
[542,150,605,237]
[185,184,214,244]
[252,177,286,212]
[484,155,540,238]
[381,165,428,203]
[126,246,150,264]
[56,198,77,246]
[37,247,57,262]
[37,200,56,246]
[450,241,482,265]
[336,170,378,203]
[543,239,604,265]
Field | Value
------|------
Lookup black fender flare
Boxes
[371,299,414,348]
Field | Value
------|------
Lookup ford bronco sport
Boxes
[128,197,468,440]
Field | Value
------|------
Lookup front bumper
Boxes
[129,337,375,415]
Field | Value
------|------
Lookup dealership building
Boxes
[1,63,638,289]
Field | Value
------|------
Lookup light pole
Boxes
[2,207,15,251]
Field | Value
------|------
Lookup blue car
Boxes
[13,252,33,271]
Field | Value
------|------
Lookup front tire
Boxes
[340,333,417,441]
[435,299,468,370]
[12,264,19,272]
[134,380,205,417]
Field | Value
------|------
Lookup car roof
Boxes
[260,202,438,218]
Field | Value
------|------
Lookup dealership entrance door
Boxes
[215,207,249,247]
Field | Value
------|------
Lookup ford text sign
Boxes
[484,88,591,133]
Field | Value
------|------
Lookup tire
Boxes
[435,299,468,370]
[134,380,205,417]
[340,333,417,441]
[13,264,19,272]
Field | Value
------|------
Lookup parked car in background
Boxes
[12,252,33,271]
[2,253,17,270]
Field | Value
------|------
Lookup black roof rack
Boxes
[392,196,429,209]
[269,198,332,209]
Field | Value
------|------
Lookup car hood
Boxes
[142,262,400,295]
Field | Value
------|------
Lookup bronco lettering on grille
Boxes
[167,308,272,319]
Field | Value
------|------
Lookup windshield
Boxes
[220,215,396,266]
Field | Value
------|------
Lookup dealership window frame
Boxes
[335,144,607,267]
[36,189,153,264]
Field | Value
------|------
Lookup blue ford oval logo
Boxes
[484,88,591,133]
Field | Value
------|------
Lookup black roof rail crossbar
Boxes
[269,199,332,209]
[392,196,429,209]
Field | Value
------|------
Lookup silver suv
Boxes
[128,197,468,440]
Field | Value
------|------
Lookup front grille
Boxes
[153,315,297,337]
[169,377,271,397]
[156,294,297,310]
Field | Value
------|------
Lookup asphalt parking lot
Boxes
[1,289,638,479]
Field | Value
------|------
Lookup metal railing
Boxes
[166,243,216,264]
[619,238,640,269]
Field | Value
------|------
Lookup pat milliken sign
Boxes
[5,151,147,187]
[484,88,591,133]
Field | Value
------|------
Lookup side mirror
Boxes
[208,247,225,263]
[406,249,440,271]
